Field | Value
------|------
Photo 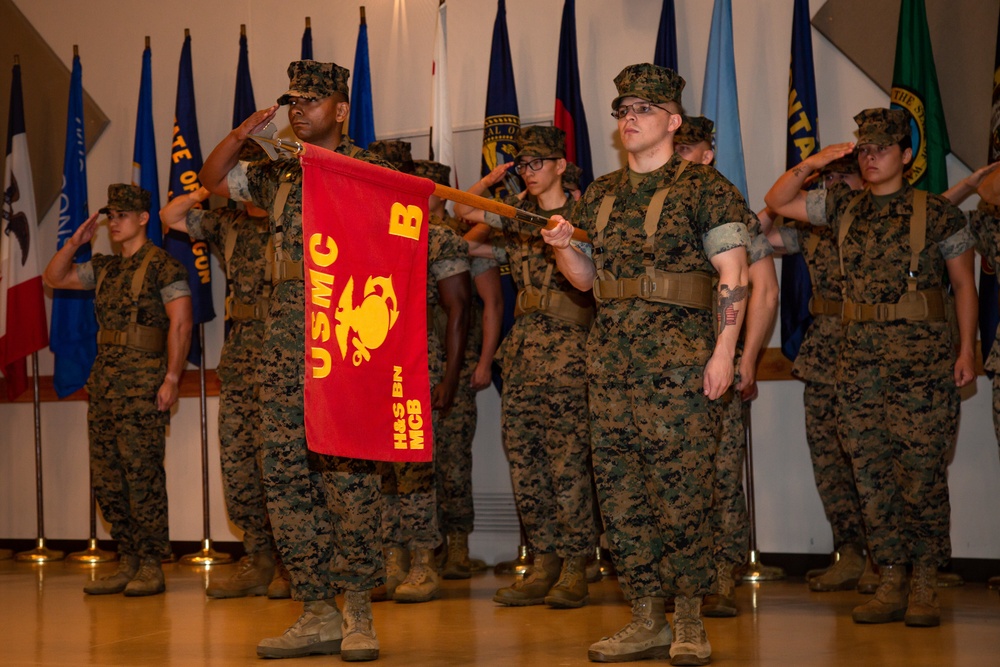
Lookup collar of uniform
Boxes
[870,182,913,217]
[624,151,686,194]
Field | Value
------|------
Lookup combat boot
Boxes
[256,598,343,658]
[123,556,166,597]
[84,553,139,595]
[544,555,589,608]
[703,561,737,617]
[268,560,292,599]
[810,542,865,592]
[670,596,711,666]
[852,564,908,624]
[857,554,879,594]
[393,548,441,603]
[588,596,671,662]
[374,544,409,601]
[441,531,472,580]
[341,590,379,661]
[937,569,964,587]
[493,552,561,606]
[207,550,275,598]
[905,564,940,627]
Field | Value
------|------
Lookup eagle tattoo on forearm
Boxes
[717,284,748,334]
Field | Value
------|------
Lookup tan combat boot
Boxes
[373,544,410,601]
[493,553,561,606]
[544,555,589,608]
[341,590,379,661]
[810,542,865,592]
[393,548,441,603]
[588,596,672,662]
[852,564,908,623]
[670,596,711,666]
[268,559,292,599]
[857,554,879,594]
[441,531,472,580]
[123,556,165,597]
[84,553,139,595]
[207,550,275,598]
[905,564,940,627]
[703,561,738,617]
[256,598,343,658]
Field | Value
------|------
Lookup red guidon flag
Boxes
[302,144,435,462]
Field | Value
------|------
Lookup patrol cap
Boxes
[99,184,151,214]
[562,162,582,190]
[367,140,415,174]
[674,115,714,146]
[854,107,911,147]
[612,63,685,111]
[413,159,451,187]
[515,125,566,159]
[277,60,350,105]
[820,154,861,176]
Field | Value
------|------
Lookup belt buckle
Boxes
[875,304,890,321]
[638,275,653,298]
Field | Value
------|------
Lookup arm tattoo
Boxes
[716,284,748,334]
[792,165,805,178]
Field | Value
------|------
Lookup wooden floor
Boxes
[3,557,1000,666]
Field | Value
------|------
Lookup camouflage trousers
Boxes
[88,394,170,560]
[434,358,477,535]
[837,368,956,567]
[218,381,274,556]
[258,383,383,601]
[378,455,441,550]
[590,366,717,600]
[710,390,748,570]
[501,381,595,557]
[803,380,865,549]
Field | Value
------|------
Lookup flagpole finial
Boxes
[360,6,366,25]
[240,24,246,37]
[145,35,150,49]
[305,16,311,28]
[13,54,19,66]
[184,28,190,38]
[73,45,79,57]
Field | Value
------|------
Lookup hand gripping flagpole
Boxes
[741,401,784,581]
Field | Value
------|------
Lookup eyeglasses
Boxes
[857,144,893,158]
[611,102,669,119]
[513,157,560,175]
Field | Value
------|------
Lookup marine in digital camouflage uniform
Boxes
[766,108,978,628]
[543,64,751,664]
[44,184,193,598]
[200,60,393,661]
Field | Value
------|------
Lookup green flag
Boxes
[890,0,949,194]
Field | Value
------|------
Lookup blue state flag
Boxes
[779,0,821,362]
[554,0,593,191]
[165,32,215,365]
[132,43,161,246]
[481,0,520,199]
[302,19,313,60]
[51,52,97,397]
[233,30,256,129]
[653,0,678,72]
[700,0,748,200]
[349,14,376,150]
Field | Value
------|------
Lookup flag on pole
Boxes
[978,9,1000,366]
[701,0,748,199]
[430,0,456,187]
[132,41,162,246]
[233,28,256,129]
[301,17,313,60]
[481,0,520,198]
[349,9,376,151]
[779,0,821,362]
[554,0,593,192]
[654,0,679,72]
[165,31,215,366]
[301,144,434,461]
[890,0,950,194]
[1,60,48,400]
[51,51,97,398]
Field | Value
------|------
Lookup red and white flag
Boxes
[1,61,48,400]
[302,144,435,462]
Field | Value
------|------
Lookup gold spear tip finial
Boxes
[185,28,190,37]
[14,54,20,66]
[306,16,311,28]
[240,24,246,36]
[360,6,366,25]
[145,35,150,49]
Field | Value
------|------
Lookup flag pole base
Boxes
[66,538,116,564]
[596,545,616,577]
[179,539,233,566]
[15,538,65,563]
[493,544,532,576]
[0,548,13,560]
[741,549,785,582]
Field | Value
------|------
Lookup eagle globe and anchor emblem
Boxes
[334,275,400,367]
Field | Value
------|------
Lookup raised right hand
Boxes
[69,212,100,247]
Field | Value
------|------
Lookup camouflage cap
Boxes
[515,125,566,159]
[562,162,582,190]
[854,107,911,146]
[367,140,415,174]
[820,153,861,176]
[413,159,451,187]
[612,63,685,111]
[277,60,350,105]
[674,115,714,146]
[99,183,151,214]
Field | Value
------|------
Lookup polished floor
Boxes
[2,556,999,667]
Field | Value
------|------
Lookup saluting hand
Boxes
[235,105,279,142]
[804,142,856,172]
[69,212,100,248]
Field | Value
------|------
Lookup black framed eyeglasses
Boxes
[611,102,669,119]
[513,157,560,175]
